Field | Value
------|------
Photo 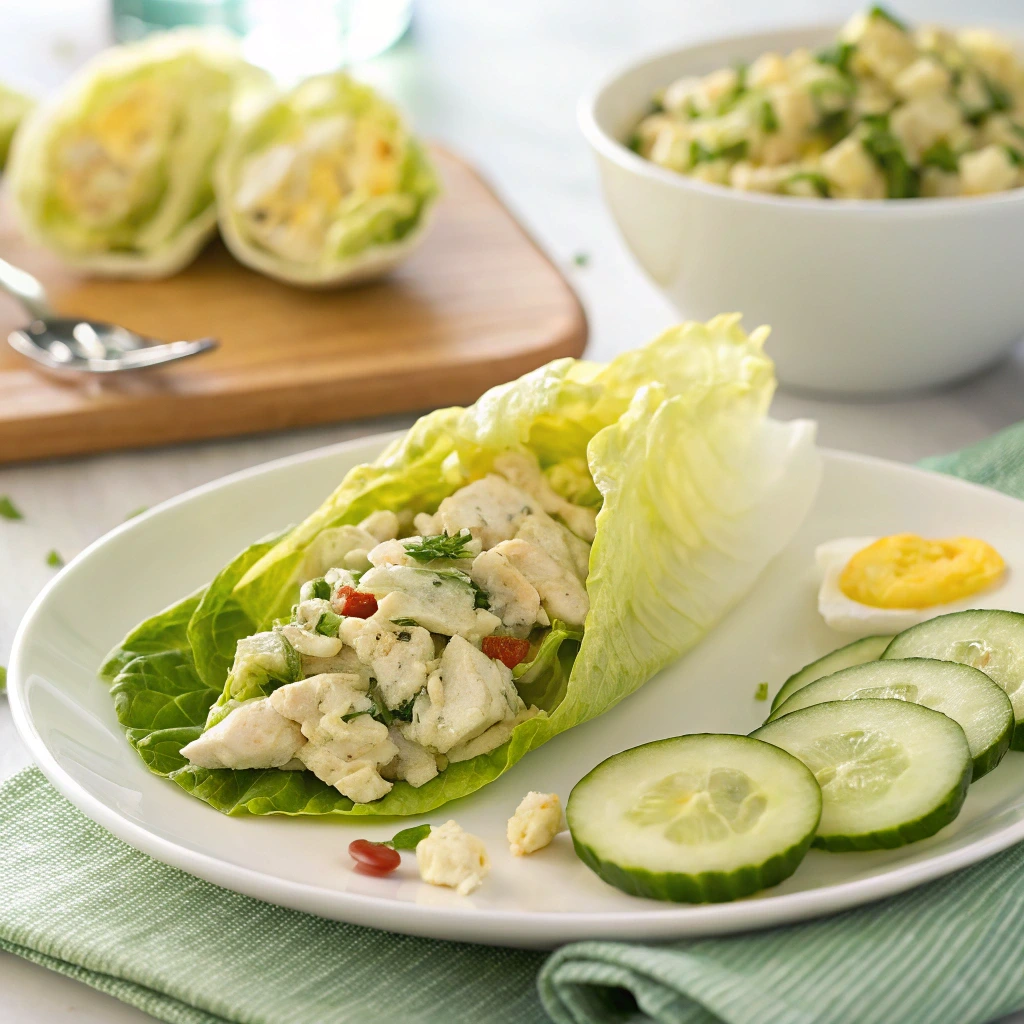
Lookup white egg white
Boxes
[816,536,1009,635]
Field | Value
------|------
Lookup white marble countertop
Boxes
[2,0,1024,1019]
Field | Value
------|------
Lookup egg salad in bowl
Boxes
[817,533,1008,634]
[632,6,1024,199]
[215,72,440,287]
[7,30,268,278]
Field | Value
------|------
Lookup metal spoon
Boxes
[0,257,217,373]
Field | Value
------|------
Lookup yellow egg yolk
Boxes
[839,534,1005,609]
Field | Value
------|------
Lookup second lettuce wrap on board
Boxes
[101,315,821,816]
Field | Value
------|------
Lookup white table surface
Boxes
[3,0,1024,1020]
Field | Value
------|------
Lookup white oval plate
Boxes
[10,435,1024,949]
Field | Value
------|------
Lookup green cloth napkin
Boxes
[4,420,1024,1024]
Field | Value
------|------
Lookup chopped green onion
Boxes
[45,550,64,569]
[386,824,433,850]
[0,496,23,521]
[759,100,779,133]
[572,252,590,267]
[816,41,856,75]
[785,171,831,197]
[755,682,769,702]
[868,5,908,31]
[1004,146,1023,167]
[921,140,959,173]
[315,609,342,637]
[689,138,748,166]
[341,708,372,722]
[390,617,421,628]
[861,119,919,198]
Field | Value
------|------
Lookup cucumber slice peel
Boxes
[567,734,821,903]
[753,699,971,852]
[768,657,1013,780]
[882,609,1024,750]
[772,634,892,712]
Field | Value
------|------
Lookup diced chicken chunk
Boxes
[299,644,367,680]
[358,565,500,642]
[514,514,590,581]
[277,623,342,659]
[492,452,597,542]
[181,697,304,770]
[340,614,436,708]
[447,706,541,763]
[383,726,440,788]
[402,636,524,753]
[416,820,490,896]
[358,510,400,543]
[269,673,398,804]
[961,145,1019,195]
[470,548,545,636]
[415,475,542,549]
[507,792,564,856]
[367,538,417,568]
[492,539,589,627]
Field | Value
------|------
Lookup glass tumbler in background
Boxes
[111,0,413,79]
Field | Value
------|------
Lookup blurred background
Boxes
[3,0,1021,393]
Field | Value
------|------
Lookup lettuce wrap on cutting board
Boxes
[100,316,821,816]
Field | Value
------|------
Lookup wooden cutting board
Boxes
[0,146,587,464]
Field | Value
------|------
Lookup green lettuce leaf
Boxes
[102,315,820,816]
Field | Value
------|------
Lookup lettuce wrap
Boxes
[8,30,269,278]
[215,72,440,287]
[0,83,32,170]
[100,316,820,816]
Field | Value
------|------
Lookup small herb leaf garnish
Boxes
[0,496,23,521]
[572,252,590,267]
[390,617,420,628]
[386,824,432,850]
[755,682,769,702]
[45,549,65,569]
[404,530,474,563]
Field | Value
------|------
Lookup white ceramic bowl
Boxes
[580,24,1024,396]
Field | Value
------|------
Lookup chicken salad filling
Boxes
[181,454,594,804]
[632,7,1024,199]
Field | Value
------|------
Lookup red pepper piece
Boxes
[481,635,531,669]
[349,839,401,876]
[334,586,378,619]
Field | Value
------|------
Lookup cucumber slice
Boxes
[771,635,893,712]
[768,658,1012,780]
[566,734,821,903]
[882,610,1024,750]
[752,699,971,852]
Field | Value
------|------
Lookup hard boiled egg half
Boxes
[817,534,1007,634]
